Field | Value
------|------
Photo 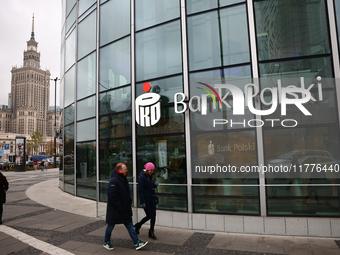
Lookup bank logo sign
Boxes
[136,77,323,128]
[136,82,161,127]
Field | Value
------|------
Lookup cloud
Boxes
[0,0,61,107]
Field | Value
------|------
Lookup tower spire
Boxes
[30,13,35,41]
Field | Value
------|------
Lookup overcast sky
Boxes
[0,0,61,107]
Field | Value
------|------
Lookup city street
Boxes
[1,169,340,255]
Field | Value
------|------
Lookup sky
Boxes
[0,0,62,107]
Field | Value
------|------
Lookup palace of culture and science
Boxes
[0,16,60,156]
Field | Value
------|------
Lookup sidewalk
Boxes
[1,168,340,255]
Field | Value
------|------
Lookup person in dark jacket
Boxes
[0,172,9,224]
[134,162,159,240]
[103,162,148,251]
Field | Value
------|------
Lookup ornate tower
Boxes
[10,14,51,136]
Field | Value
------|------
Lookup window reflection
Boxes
[76,141,96,200]
[64,124,75,195]
[254,0,330,61]
[64,104,75,125]
[99,37,131,91]
[77,119,95,142]
[79,0,96,16]
[77,52,96,100]
[99,86,131,114]
[137,106,184,136]
[64,66,75,107]
[136,21,182,81]
[186,0,245,14]
[136,135,187,211]
[265,126,340,216]
[78,10,96,60]
[77,96,96,121]
[65,29,76,72]
[135,0,180,31]
[187,5,250,71]
[99,113,132,139]
[99,139,132,181]
[100,0,130,46]
[136,76,183,104]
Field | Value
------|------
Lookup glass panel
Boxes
[64,66,75,106]
[154,187,187,212]
[135,0,180,31]
[254,0,330,61]
[99,86,131,114]
[220,0,245,7]
[136,75,183,104]
[220,5,249,66]
[191,131,257,180]
[77,96,96,121]
[64,104,75,125]
[193,187,259,215]
[186,0,217,14]
[77,52,96,100]
[187,11,221,71]
[76,118,95,142]
[267,184,340,216]
[78,10,96,60]
[264,126,340,180]
[76,141,96,200]
[189,66,253,132]
[100,0,130,46]
[136,21,182,81]
[66,0,77,16]
[335,0,340,49]
[64,124,75,195]
[99,139,132,181]
[187,6,249,71]
[136,135,187,184]
[79,0,96,16]
[99,37,131,91]
[60,46,65,80]
[136,106,185,136]
[261,88,337,127]
[66,6,77,33]
[65,29,76,72]
[99,112,132,139]
[259,57,334,88]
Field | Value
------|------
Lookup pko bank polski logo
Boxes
[136,82,161,127]
[136,77,324,128]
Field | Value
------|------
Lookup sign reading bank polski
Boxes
[136,77,324,128]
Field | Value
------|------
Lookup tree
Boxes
[27,129,43,155]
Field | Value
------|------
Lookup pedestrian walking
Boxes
[134,162,159,240]
[0,172,9,224]
[44,160,48,171]
[103,162,148,251]
[41,160,44,171]
[33,159,38,171]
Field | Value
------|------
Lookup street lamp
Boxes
[51,77,60,168]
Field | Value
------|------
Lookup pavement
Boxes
[1,168,340,255]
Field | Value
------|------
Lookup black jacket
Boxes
[0,177,9,204]
[106,168,132,225]
[138,170,157,204]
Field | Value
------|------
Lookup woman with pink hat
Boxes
[134,162,159,240]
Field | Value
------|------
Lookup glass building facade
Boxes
[60,0,340,234]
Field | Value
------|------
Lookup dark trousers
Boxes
[138,202,156,231]
[0,203,3,221]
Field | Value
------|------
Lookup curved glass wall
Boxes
[60,0,340,219]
